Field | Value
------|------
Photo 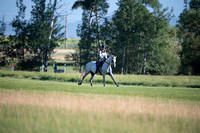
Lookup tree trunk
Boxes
[95,7,100,48]
[22,34,25,63]
[79,46,82,73]
[89,9,93,28]
[121,47,126,74]
[49,0,57,40]
[65,12,67,49]
[142,51,146,74]
[44,0,57,71]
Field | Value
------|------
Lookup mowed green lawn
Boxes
[0,71,200,133]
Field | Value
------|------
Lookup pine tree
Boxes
[0,16,7,47]
[9,0,27,69]
[0,16,6,37]
[73,0,109,72]
[178,0,200,75]
[0,16,8,66]
[26,0,64,71]
[72,0,109,47]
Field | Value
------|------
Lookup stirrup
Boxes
[96,68,102,75]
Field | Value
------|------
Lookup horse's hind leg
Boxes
[89,72,95,86]
[78,72,89,85]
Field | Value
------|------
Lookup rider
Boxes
[96,44,107,74]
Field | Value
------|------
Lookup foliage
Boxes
[0,17,6,37]
[101,0,179,75]
[0,16,9,66]
[73,0,109,72]
[76,10,97,70]
[0,0,64,71]
[27,0,64,70]
[177,0,200,75]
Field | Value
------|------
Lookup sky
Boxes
[0,0,184,38]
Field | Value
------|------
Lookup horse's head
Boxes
[106,55,117,67]
[112,55,117,67]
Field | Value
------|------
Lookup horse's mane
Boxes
[109,55,114,58]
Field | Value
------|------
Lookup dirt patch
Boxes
[52,49,75,62]
[0,91,200,119]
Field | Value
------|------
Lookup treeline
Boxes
[72,0,200,75]
[177,0,200,75]
[0,0,200,75]
[0,0,64,71]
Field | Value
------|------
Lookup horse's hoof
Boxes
[117,85,119,87]
[78,83,81,85]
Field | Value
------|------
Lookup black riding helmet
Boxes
[101,45,106,49]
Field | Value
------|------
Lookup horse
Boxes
[78,55,119,87]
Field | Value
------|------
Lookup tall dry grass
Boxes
[0,91,199,119]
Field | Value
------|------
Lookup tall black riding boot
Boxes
[96,62,102,75]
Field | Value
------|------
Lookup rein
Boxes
[105,57,113,66]
[105,61,111,65]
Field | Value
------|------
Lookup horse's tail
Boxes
[80,69,85,80]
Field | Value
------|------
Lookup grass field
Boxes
[0,70,200,133]
[1,70,200,88]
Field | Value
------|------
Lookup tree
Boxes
[72,0,109,48]
[72,0,95,27]
[0,16,7,47]
[27,0,64,71]
[76,10,97,72]
[0,15,8,66]
[0,16,6,37]
[73,0,109,72]
[105,0,177,74]
[177,0,200,75]
[8,0,28,69]
[13,0,27,60]
[0,0,63,71]
[44,0,57,71]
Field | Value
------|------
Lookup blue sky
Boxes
[0,0,184,38]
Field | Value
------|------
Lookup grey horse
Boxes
[78,55,119,87]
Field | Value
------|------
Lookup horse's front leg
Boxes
[103,74,106,87]
[109,73,119,87]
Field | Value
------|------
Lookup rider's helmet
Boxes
[101,45,106,50]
